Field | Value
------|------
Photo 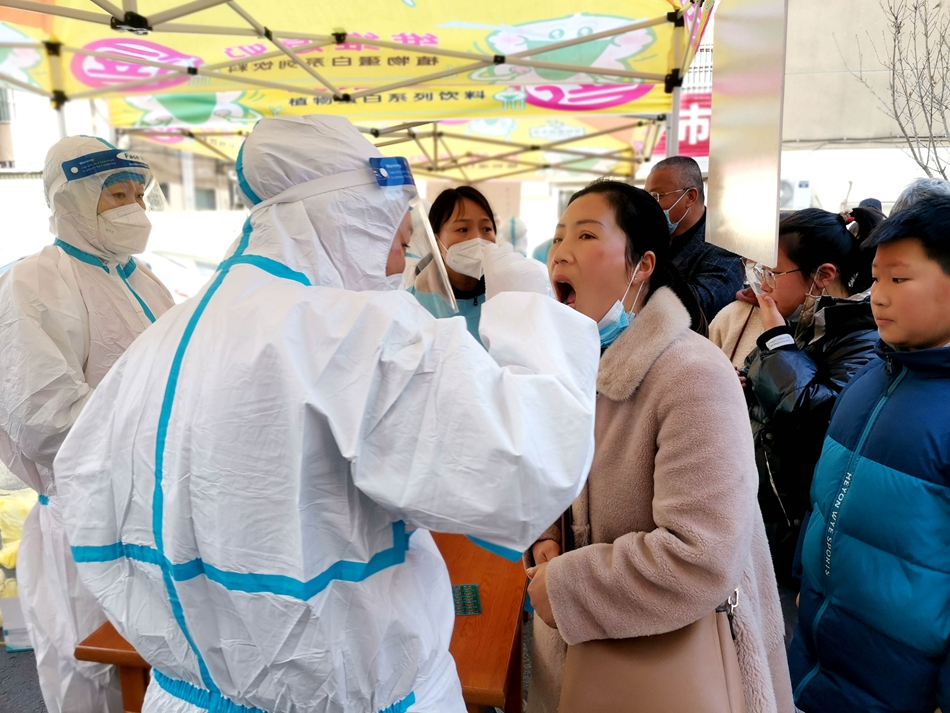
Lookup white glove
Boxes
[483,241,553,300]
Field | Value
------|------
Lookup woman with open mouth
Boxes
[524,180,794,713]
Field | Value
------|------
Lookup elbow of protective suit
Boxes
[483,242,553,300]
[13,387,91,470]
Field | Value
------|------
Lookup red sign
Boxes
[654,92,711,158]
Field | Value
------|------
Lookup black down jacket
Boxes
[742,295,879,588]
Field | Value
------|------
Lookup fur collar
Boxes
[597,287,692,401]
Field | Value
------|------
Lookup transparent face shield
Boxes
[60,149,166,216]
[404,196,458,314]
[97,169,167,215]
[57,149,167,256]
[367,157,457,314]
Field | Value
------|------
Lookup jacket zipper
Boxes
[763,452,791,527]
[822,363,906,580]
[795,361,908,705]
[116,267,157,324]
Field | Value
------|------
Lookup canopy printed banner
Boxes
[0,0,714,119]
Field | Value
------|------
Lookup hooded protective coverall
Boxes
[0,136,173,712]
[52,115,600,713]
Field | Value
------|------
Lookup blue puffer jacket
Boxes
[789,344,950,713]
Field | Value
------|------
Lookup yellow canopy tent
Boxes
[0,0,714,178]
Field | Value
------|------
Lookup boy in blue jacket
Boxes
[789,197,950,713]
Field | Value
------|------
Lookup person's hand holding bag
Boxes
[526,561,557,629]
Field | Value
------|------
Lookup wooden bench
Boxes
[76,533,527,712]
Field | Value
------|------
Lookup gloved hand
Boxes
[483,241,553,300]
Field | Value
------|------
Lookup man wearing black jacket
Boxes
[645,156,744,328]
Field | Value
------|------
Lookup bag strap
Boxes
[728,305,757,363]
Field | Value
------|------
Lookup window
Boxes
[195,187,216,211]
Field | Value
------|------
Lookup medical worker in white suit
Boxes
[0,136,174,712]
[53,115,599,713]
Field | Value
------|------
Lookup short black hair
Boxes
[865,196,950,275]
[650,156,705,202]
[428,186,496,236]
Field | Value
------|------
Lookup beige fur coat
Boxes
[526,288,794,713]
[709,299,765,368]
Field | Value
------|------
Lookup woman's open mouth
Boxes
[554,278,577,307]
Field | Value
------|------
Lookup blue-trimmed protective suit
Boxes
[53,116,599,713]
[789,343,950,712]
[0,136,173,713]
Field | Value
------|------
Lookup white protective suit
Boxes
[0,136,174,713]
[53,115,599,713]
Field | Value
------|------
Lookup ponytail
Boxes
[779,207,883,296]
[845,206,885,293]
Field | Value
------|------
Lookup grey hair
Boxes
[650,155,705,202]
[891,177,950,214]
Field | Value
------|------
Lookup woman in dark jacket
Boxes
[740,208,883,590]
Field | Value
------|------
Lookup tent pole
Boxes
[357,121,435,137]
[149,0,232,26]
[56,106,67,140]
[0,0,110,24]
[437,119,656,168]
[45,39,70,138]
[186,132,236,162]
[0,72,52,97]
[153,22,258,36]
[438,134,472,184]
[227,1,344,97]
[666,9,687,158]
[373,136,416,149]
[346,60,493,100]
[124,0,137,11]
[410,132,435,169]
[470,149,631,183]
[667,86,682,156]
[88,0,123,19]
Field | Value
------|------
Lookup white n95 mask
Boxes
[97,204,152,255]
[444,238,494,279]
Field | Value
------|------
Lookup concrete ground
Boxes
[0,466,44,711]
[0,646,43,713]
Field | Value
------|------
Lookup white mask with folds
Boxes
[96,204,152,256]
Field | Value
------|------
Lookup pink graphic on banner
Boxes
[524,84,653,112]
[146,134,186,145]
[655,92,712,158]
[71,39,203,91]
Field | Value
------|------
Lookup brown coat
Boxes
[526,288,794,713]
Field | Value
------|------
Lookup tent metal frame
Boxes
[0,0,709,179]
[116,114,665,183]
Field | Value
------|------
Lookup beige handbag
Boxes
[558,589,746,713]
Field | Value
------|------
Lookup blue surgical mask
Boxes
[664,190,690,235]
[597,260,645,348]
